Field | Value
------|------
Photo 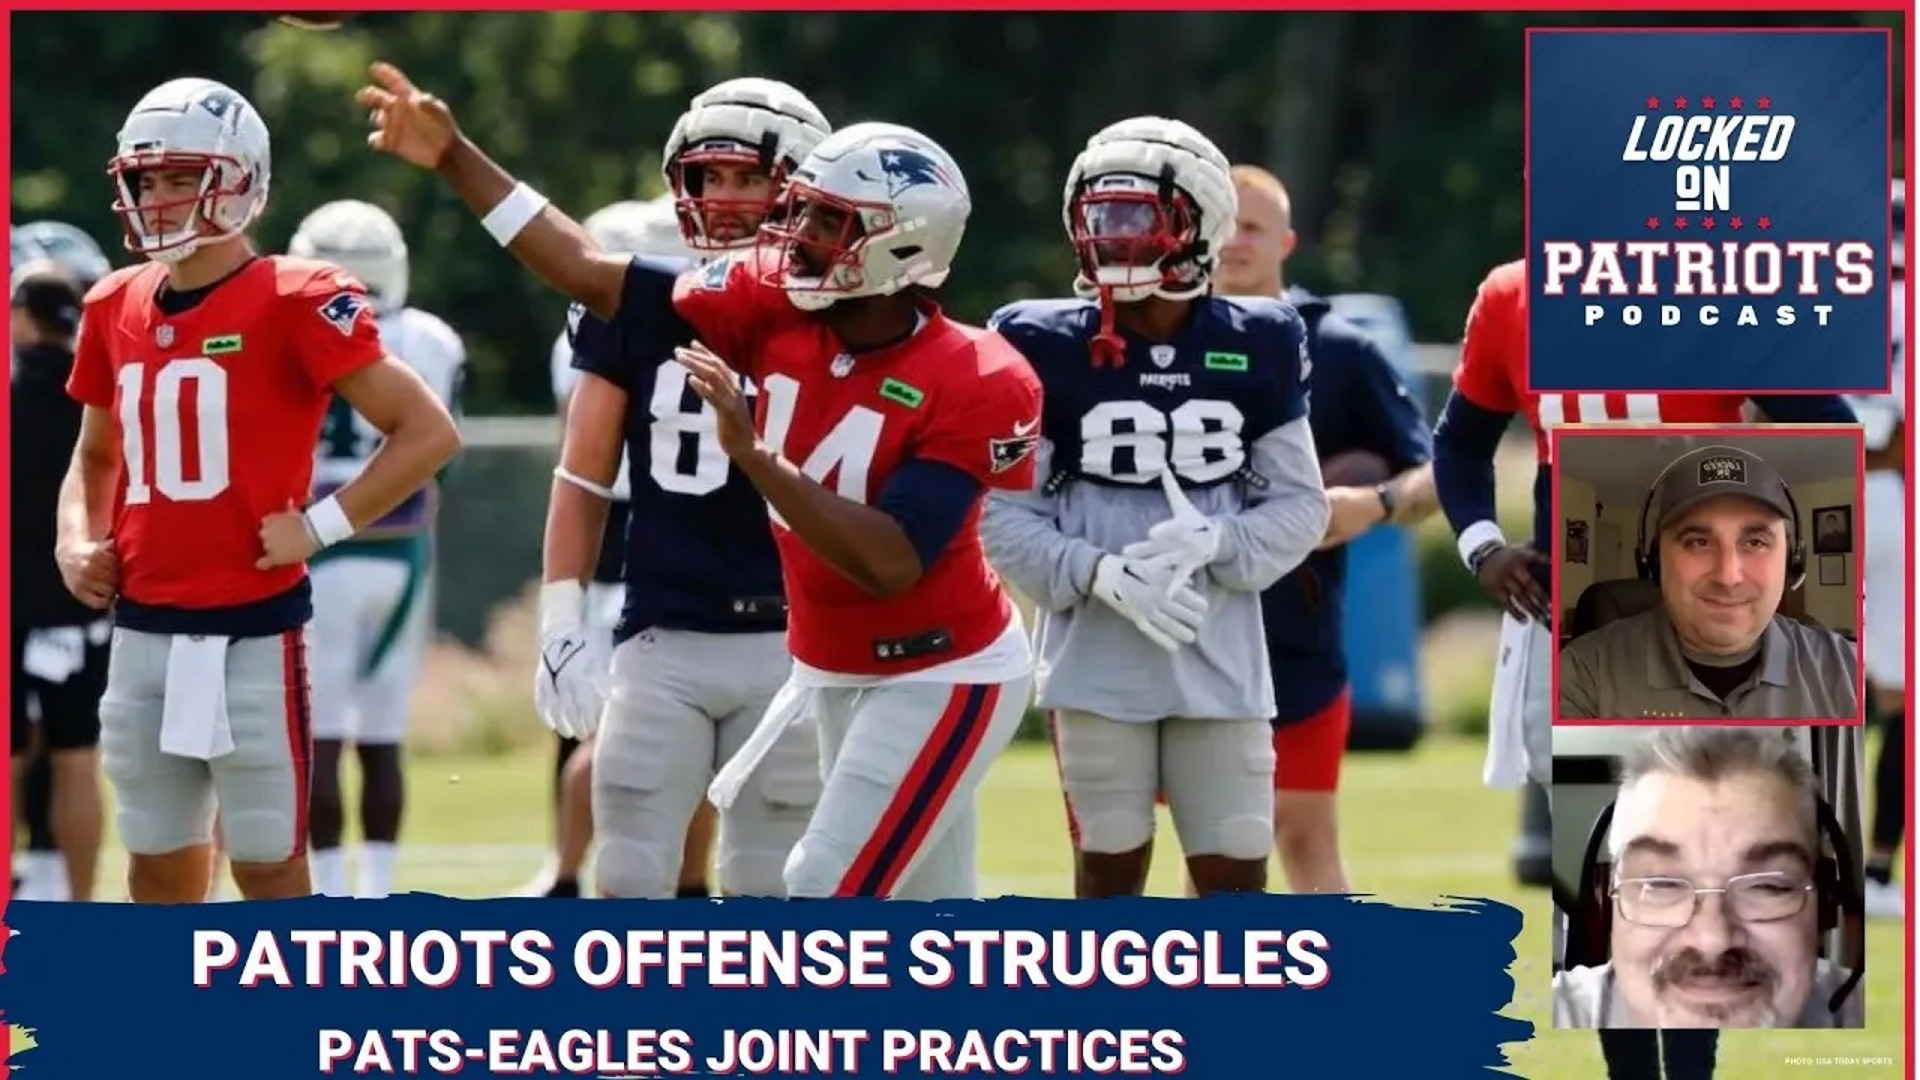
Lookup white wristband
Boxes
[481,182,550,246]
[1456,519,1508,570]
[553,465,619,501]
[303,495,355,549]
[539,579,586,635]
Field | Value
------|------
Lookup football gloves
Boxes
[1091,553,1209,652]
[534,581,611,740]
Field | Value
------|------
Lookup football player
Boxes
[529,195,697,900]
[520,79,831,900]
[360,61,1041,898]
[1210,163,1437,894]
[290,198,467,899]
[12,221,114,903]
[982,119,1330,897]
[1432,258,1858,793]
[56,77,461,903]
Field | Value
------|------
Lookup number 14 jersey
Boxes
[67,257,385,614]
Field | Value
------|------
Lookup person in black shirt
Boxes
[10,262,109,901]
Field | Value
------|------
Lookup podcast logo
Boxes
[1527,30,1891,392]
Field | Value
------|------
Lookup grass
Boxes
[67,731,1906,1078]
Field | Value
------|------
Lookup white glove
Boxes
[1123,468,1224,573]
[1091,554,1209,652]
[533,581,611,739]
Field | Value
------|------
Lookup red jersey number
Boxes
[759,372,886,527]
[117,358,231,505]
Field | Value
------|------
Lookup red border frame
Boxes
[1522,24,1900,399]
[1548,422,1870,727]
[0,7,1911,1078]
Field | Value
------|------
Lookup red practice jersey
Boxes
[67,256,385,610]
[1454,259,1749,463]
[673,248,1044,676]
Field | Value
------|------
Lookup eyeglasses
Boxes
[1612,871,1814,927]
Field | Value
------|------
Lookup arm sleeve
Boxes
[1747,394,1860,425]
[979,438,1109,613]
[874,458,984,570]
[1208,414,1330,592]
[66,299,114,408]
[291,276,387,389]
[1432,389,1514,538]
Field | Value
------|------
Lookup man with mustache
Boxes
[1554,725,1864,1030]
[1558,444,1859,720]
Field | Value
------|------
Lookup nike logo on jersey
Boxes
[1012,417,1040,437]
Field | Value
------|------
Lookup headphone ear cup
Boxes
[1637,547,1659,583]
[1787,542,1808,590]
[1582,861,1614,966]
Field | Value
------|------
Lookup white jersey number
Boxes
[1534,394,1660,462]
[1079,399,1246,484]
[759,372,885,529]
[117,359,231,505]
[647,363,737,496]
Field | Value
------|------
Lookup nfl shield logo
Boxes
[830,353,855,378]
[155,325,175,348]
[1149,344,1177,369]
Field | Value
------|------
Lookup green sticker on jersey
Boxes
[1204,351,1248,371]
[880,377,925,409]
[203,334,243,355]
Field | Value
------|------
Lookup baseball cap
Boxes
[1651,444,1794,530]
[10,261,82,338]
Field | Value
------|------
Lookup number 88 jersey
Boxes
[566,256,786,643]
[988,295,1310,498]
[66,257,386,614]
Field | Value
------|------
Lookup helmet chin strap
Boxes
[1091,285,1126,368]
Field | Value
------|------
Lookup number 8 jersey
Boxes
[66,257,385,621]
[984,295,1324,723]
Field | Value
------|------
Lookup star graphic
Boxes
[1701,216,1716,230]
[1646,215,1661,230]
[1757,216,1773,230]
[1757,96,1772,110]
[1701,95,1717,109]
[1674,95,1689,109]
[1729,216,1745,230]
[1646,95,1661,109]
[1674,216,1689,230]
[1729,95,1745,110]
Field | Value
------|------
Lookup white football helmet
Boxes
[583,195,695,261]
[662,77,831,252]
[12,221,111,287]
[108,77,272,263]
[760,122,971,312]
[1063,116,1236,303]
[289,199,409,314]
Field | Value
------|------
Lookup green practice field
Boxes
[65,730,1904,1078]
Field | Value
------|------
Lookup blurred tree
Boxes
[12,10,1902,412]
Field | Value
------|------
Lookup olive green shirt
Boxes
[1558,609,1859,720]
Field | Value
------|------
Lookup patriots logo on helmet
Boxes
[861,148,954,198]
[317,290,369,337]
[196,87,241,121]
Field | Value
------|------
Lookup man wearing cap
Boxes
[1559,444,1859,720]
[10,261,109,901]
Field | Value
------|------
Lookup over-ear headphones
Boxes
[1632,452,1807,590]
[1565,794,1864,1018]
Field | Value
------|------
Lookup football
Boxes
[275,12,356,30]
[1320,448,1393,487]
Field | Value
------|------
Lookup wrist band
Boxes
[481,182,550,246]
[1456,519,1507,571]
[303,495,355,549]
[554,466,619,501]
